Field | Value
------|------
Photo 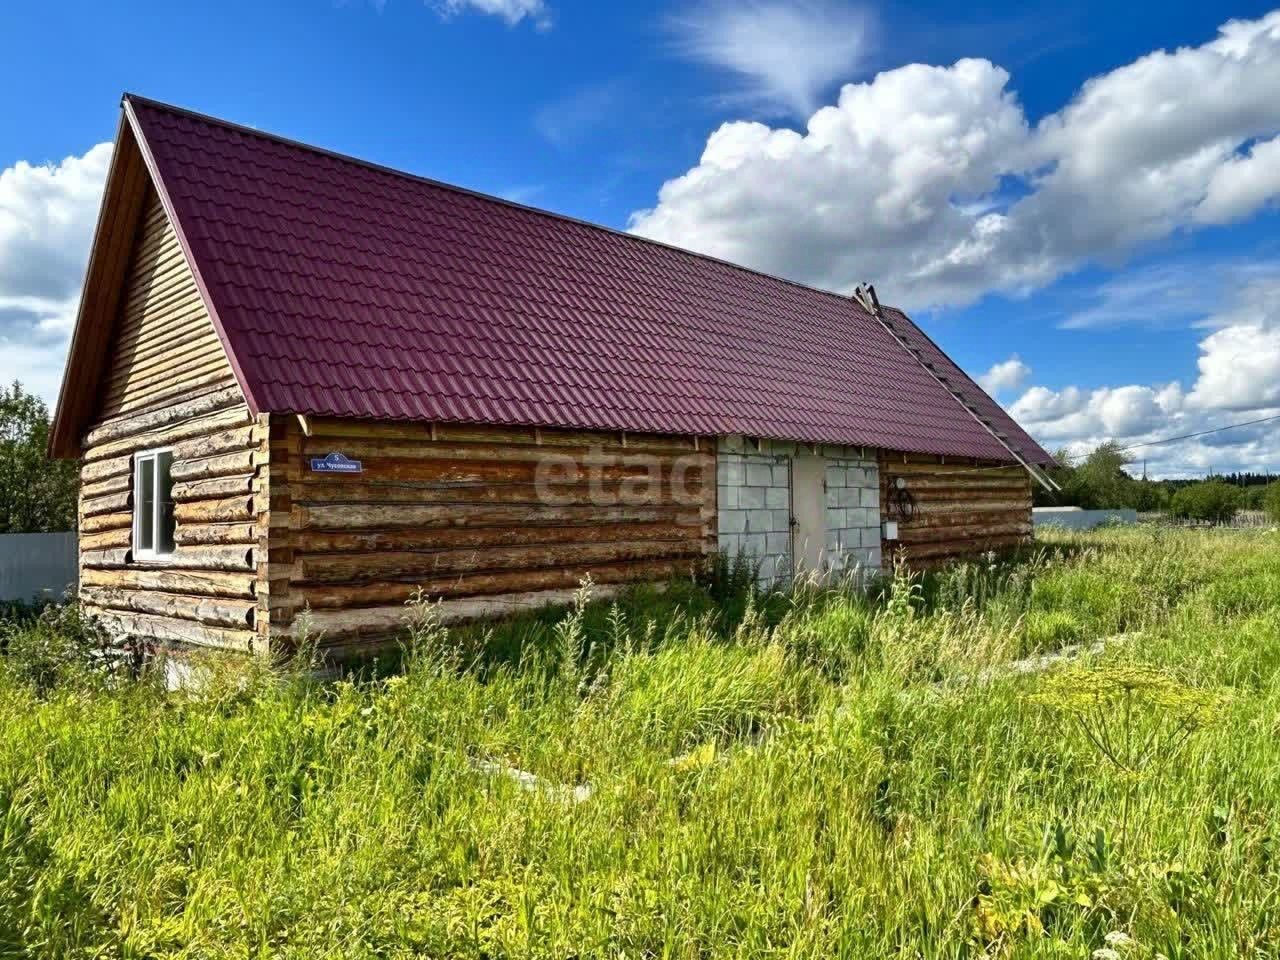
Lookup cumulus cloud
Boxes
[1186,276,1280,411]
[667,0,872,116]
[0,142,112,405]
[1009,274,1280,476]
[632,11,1280,310]
[977,354,1031,395]
[433,0,549,28]
[1195,135,1280,224]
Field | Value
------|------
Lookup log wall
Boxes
[78,387,270,652]
[878,452,1033,567]
[76,191,271,652]
[269,418,717,653]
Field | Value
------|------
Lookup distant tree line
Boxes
[1035,441,1280,524]
[0,382,79,533]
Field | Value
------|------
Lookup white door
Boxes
[791,455,826,577]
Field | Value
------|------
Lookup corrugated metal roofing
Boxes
[126,95,1053,465]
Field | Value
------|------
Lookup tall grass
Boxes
[0,527,1278,957]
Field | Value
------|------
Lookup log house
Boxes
[51,95,1055,656]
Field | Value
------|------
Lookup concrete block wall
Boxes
[716,436,793,583]
[824,456,882,576]
[716,436,882,585]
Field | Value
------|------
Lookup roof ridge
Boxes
[121,92,872,311]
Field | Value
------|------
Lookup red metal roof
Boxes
[123,95,1052,465]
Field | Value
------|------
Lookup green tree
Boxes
[1169,481,1242,525]
[1040,442,1143,510]
[1262,481,1280,522]
[0,382,79,533]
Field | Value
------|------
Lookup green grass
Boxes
[1,527,1280,957]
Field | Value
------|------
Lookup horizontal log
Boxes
[896,506,1031,528]
[81,490,132,518]
[81,567,257,600]
[171,425,257,461]
[885,478,1031,495]
[175,496,256,523]
[79,527,132,551]
[105,369,238,422]
[81,545,253,572]
[298,538,703,585]
[81,587,255,629]
[296,501,702,532]
[80,511,132,534]
[85,384,244,448]
[81,454,132,485]
[289,456,709,487]
[894,521,1032,546]
[295,435,711,464]
[906,499,1031,516]
[301,418,702,454]
[888,533,1031,564]
[897,515,1032,536]
[297,557,697,609]
[175,522,258,546]
[86,406,252,465]
[169,449,256,483]
[292,478,709,509]
[297,521,706,555]
[83,548,133,569]
[172,475,254,502]
[80,473,131,501]
[88,608,257,652]
[879,453,1016,469]
[165,546,255,571]
[288,585,630,644]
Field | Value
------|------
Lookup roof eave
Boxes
[48,108,139,459]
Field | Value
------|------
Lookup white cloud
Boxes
[667,0,872,117]
[977,354,1031,395]
[1195,135,1280,224]
[0,336,74,412]
[1186,276,1280,411]
[434,0,549,28]
[632,11,1280,310]
[1011,383,1183,441]
[533,84,617,147]
[1008,274,1280,476]
[0,142,112,406]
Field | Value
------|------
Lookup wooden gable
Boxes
[98,188,238,420]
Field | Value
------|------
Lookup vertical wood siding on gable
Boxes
[878,452,1033,567]
[268,418,718,654]
[98,189,237,419]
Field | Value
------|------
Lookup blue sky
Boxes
[2,0,1279,476]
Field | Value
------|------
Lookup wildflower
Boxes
[1092,949,1120,960]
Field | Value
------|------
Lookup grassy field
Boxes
[1,528,1279,958]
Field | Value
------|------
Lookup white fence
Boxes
[1033,508,1137,531]
[0,533,78,604]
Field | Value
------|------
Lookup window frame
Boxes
[133,446,176,562]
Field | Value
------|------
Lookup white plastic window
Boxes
[134,449,175,560]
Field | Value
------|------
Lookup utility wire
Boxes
[880,410,1280,483]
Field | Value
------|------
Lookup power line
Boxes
[881,410,1280,483]
[1108,412,1280,455]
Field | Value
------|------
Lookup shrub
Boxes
[1169,481,1242,524]
[1262,481,1280,522]
[0,602,120,694]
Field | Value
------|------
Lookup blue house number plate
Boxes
[310,451,363,474]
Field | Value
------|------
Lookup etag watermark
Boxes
[533,446,708,516]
